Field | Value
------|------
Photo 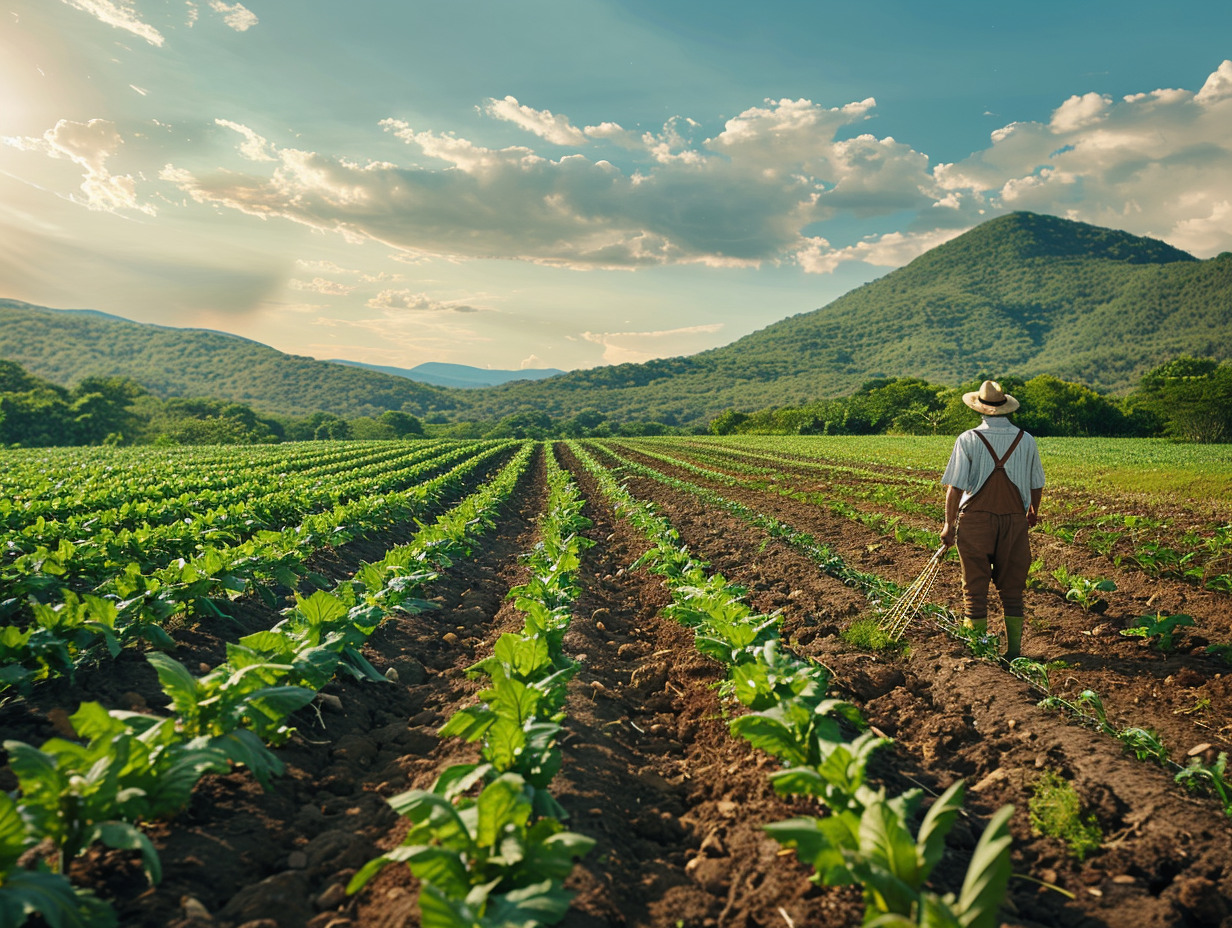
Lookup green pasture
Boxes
[685,435,1232,507]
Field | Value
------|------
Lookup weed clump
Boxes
[842,614,909,654]
[1028,769,1103,861]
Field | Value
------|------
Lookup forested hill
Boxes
[462,212,1232,424]
[3,212,1231,425]
[0,300,460,419]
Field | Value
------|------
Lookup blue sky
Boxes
[2,2,1231,372]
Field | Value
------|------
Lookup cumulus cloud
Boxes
[208,0,257,31]
[581,323,724,365]
[296,258,358,274]
[939,59,1232,256]
[288,277,355,296]
[5,118,155,215]
[366,289,480,313]
[520,354,546,369]
[483,96,588,146]
[161,96,925,271]
[798,227,968,274]
[216,119,276,161]
[156,62,1232,277]
[58,0,164,46]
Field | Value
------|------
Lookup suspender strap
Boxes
[973,428,1025,469]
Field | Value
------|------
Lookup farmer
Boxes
[938,381,1045,659]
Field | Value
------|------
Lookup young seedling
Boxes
[1061,574,1116,614]
[1120,613,1195,653]
[1175,752,1232,817]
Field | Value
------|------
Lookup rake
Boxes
[878,545,947,642]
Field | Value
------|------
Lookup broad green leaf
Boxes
[729,714,807,766]
[476,775,531,849]
[145,652,200,716]
[485,879,573,928]
[956,805,1014,928]
[0,792,32,868]
[0,868,119,928]
[89,821,162,885]
[917,780,965,880]
[295,590,348,628]
[418,883,480,928]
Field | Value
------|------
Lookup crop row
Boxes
[347,444,595,924]
[0,441,418,526]
[0,441,517,692]
[1,441,464,592]
[571,441,1014,926]
[594,444,1232,818]
[0,443,537,928]
[620,439,1232,594]
[1,441,451,552]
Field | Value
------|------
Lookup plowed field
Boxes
[2,438,1230,928]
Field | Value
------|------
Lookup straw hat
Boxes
[963,380,1020,415]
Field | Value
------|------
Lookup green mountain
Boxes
[3,213,1230,425]
[0,300,460,419]
[460,212,1232,424]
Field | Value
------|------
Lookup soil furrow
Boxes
[553,445,865,928]
[601,450,1232,928]
[56,447,546,928]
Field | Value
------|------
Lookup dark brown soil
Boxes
[595,441,1232,928]
[5,439,1232,928]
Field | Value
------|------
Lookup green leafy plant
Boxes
[347,772,594,926]
[1120,613,1195,652]
[0,791,120,928]
[1028,769,1103,861]
[1052,568,1116,613]
[1204,643,1232,667]
[1175,752,1232,817]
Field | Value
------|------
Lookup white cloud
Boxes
[367,289,480,313]
[483,96,588,146]
[581,323,724,365]
[208,0,257,31]
[288,277,355,296]
[185,1,198,26]
[1195,59,1232,104]
[216,119,277,161]
[5,118,155,215]
[797,227,967,274]
[1049,92,1111,133]
[58,0,164,46]
[941,59,1232,256]
[296,259,358,274]
[583,122,643,148]
[157,62,1232,277]
[520,354,545,369]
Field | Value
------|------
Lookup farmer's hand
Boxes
[939,522,956,549]
[1027,506,1039,528]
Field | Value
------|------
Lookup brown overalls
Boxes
[955,430,1031,621]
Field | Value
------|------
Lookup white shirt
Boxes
[941,416,1046,512]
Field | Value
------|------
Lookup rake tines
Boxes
[878,545,947,642]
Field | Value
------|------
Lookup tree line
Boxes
[2,356,1229,447]
[708,358,1232,443]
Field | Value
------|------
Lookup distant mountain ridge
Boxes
[455,212,1232,423]
[328,359,565,388]
[0,298,459,419]
[3,212,1231,424]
